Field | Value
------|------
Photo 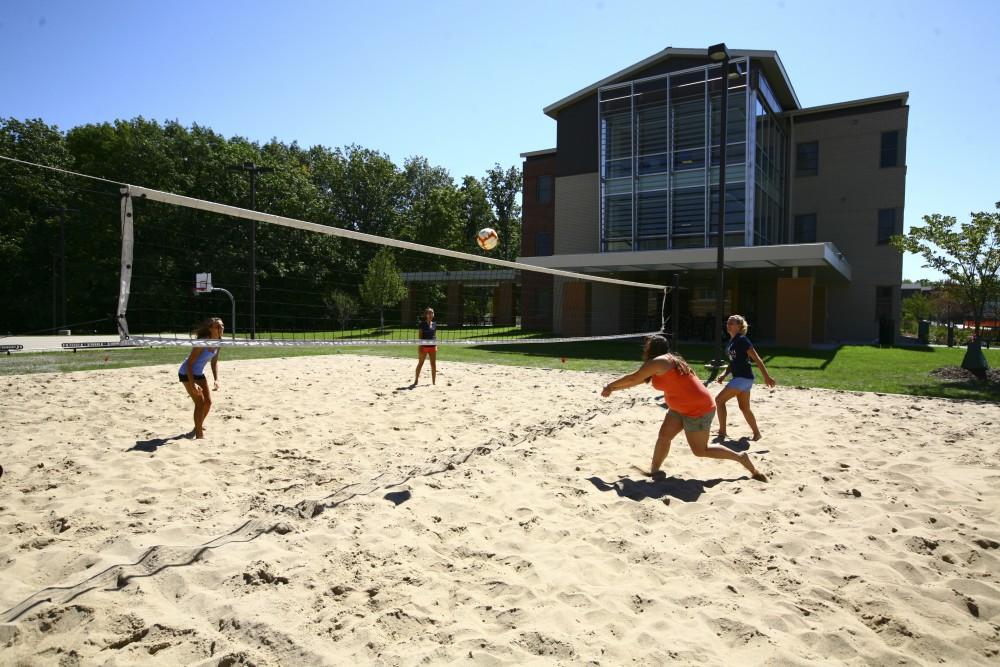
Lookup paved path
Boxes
[0,335,124,353]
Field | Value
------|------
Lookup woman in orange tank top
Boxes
[601,335,766,482]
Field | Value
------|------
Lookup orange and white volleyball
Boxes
[476,227,499,251]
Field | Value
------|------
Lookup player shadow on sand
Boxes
[126,433,193,453]
[588,474,744,503]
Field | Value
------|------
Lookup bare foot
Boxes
[195,428,205,439]
[714,432,727,443]
[738,451,766,481]
[752,431,762,441]
[630,465,664,479]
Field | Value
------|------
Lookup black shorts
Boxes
[179,374,207,383]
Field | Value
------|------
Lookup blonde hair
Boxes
[728,315,749,335]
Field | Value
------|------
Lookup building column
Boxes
[561,282,589,337]
[493,281,514,326]
[775,276,814,347]
[811,284,827,344]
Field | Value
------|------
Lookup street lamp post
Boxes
[707,42,731,377]
[228,161,274,340]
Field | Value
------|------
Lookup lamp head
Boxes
[708,43,730,62]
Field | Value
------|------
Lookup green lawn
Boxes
[2,341,998,402]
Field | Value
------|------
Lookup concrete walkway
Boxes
[0,335,125,353]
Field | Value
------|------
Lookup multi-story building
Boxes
[519,47,908,345]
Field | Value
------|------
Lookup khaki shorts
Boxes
[667,408,716,432]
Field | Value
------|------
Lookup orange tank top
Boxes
[650,368,714,417]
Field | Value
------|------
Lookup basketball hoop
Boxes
[194,272,213,293]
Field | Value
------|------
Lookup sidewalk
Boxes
[0,335,124,353]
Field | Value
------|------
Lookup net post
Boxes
[116,187,134,341]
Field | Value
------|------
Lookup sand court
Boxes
[1,355,998,664]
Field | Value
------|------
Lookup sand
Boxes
[0,354,998,665]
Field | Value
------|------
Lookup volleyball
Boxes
[476,227,499,251]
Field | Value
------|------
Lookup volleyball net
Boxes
[117,185,669,347]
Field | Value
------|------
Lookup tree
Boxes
[892,203,1000,336]
[460,175,494,254]
[360,247,406,330]
[900,292,932,332]
[325,289,358,332]
[483,164,522,261]
[0,117,74,333]
[928,282,965,325]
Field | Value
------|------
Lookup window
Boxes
[877,208,897,244]
[795,141,818,177]
[880,131,899,168]
[876,286,893,321]
[535,231,552,256]
[536,175,553,204]
[794,214,817,243]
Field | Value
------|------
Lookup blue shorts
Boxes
[726,377,755,393]
[179,374,207,383]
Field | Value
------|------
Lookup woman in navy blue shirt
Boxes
[413,307,437,386]
[715,315,775,441]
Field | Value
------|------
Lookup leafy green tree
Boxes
[928,282,966,325]
[483,164,522,261]
[1,114,522,337]
[0,117,74,333]
[900,292,932,333]
[892,203,1000,336]
[315,145,407,278]
[325,289,358,331]
[399,157,465,266]
[360,247,406,330]
[460,175,494,254]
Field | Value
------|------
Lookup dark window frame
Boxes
[536,174,553,204]
[880,130,899,168]
[795,141,818,177]
[535,230,552,256]
[793,213,817,243]
[876,285,893,321]
[877,208,897,245]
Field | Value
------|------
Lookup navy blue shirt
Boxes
[418,320,436,341]
[727,335,754,379]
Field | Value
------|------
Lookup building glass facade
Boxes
[753,65,787,245]
[599,59,788,252]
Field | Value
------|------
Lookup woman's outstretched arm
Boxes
[601,357,673,397]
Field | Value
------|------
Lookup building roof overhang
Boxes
[517,243,852,281]
[789,92,909,117]
[543,47,800,119]
[520,148,557,158]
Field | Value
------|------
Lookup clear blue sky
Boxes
[3,0,998,281]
